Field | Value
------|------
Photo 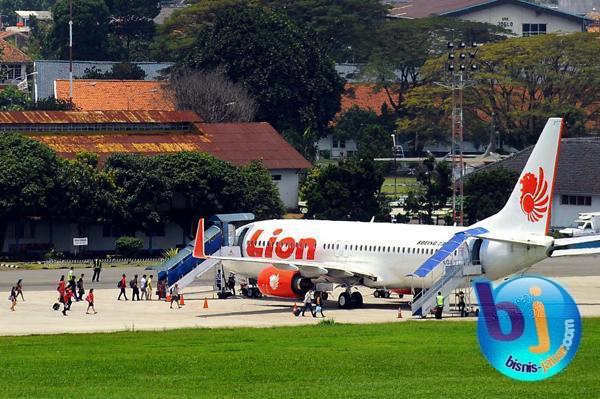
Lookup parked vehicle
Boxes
[559,213,600,237]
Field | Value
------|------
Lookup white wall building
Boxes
[317,136,358,160]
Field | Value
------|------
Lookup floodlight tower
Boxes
[436,41,478,226]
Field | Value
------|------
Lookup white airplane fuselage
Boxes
[223,219,549,289]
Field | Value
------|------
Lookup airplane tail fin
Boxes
[192,218,206,259]
[479,118,563,236]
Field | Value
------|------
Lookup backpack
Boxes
[129,279,135,289]
[117,281,123,288]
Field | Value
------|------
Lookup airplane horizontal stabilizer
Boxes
[551,248,600,257]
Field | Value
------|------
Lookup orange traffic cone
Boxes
[397,306,402,319]
[179,295,185,306]
[165,294,171,303]
[203,298,209,309]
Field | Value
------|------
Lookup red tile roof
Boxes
[0,110,201,124]
[340,84,394,115]
[27,122,310,170]
[0,38,31,63]
[54,80,176,111]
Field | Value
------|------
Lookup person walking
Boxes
[157,278,166,299]
[131,275,140,301]
[314,291,325,317]
[68,267,77,300]
[15,279,24,301]
[146,275,153,301]
[57,275,66,301]
[86,288,97,314]
[457,291,466,317]
[92,258,102,282]
[170,284,181,309]
[435,291,444,320]
[227,273,236,296]
[140,275,147,300]
[118,274,128,300]
[301,288,315,317]
[62,287,73,316]
[9,286,17,311]
[77,274,85,301]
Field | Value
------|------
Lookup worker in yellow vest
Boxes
[435,291,444,319]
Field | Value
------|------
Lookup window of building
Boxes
[562,195,592,206]
[271,175,282,181]
[522,23,546,37]
[4,65,23,81]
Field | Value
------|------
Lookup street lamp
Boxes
[391,134,397,197]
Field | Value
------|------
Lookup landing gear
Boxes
[373,289,390,298]
[337,290,363,309]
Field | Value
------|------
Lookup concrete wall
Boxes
[551,194,600,228]
[458,3,584,36]
[317,135,358,159]
[2,221,188,254]
[271,169,300,210]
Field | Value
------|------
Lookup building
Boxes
[13,10,52,32]
[54,80,174,111]
[317,84,394,160]
[472,137,600,227]
[555,0,600,15]
[33,60,174,101]
[0,110,310,253]
[389,0,591,36]
[0,38,31,88]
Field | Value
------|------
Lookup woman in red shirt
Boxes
[86,288,97,314]
[57,275,66,300]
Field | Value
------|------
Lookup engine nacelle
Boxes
[257,266,313,298]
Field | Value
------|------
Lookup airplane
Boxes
[193,118,600,310]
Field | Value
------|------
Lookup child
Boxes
[85,288,97,314]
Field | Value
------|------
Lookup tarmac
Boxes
[0,255,599,336]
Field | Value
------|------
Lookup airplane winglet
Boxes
[192,218,206,259]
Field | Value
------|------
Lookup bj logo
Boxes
[474,277,581,381]
[519,167,549,223]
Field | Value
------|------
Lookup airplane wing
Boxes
[207,255,377,280]
[552,235,600,257]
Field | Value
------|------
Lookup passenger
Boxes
[77,274,85,301]
[457,291,466,317]
[301,288,315,317]
[57,275,66,300]
[131,275,140,301]
[68,267,77,300]
[227,272,236,296]
[9,286,17,311]
[146,275,153,301]
[315,291,325,318]
[170,284,181,309]
[140,275,147,300]
[86,288,97,314]
[16,279,24,301]
[118,274,128,300]
[435,291,444,320]
[62,288,73,316]
[157,278,166,299]
[92,258,102,282]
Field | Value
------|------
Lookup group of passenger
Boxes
[300,288,326,318]
[117,274,154,301]
[56,270,96,316]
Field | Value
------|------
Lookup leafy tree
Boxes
[464,168,518,224]
[105,0,160,60]
[302,158,387,221]
[0,87,29,110]
[50,0,111,60]
[0,134,59,250]
[238,160,285,219]
[81,62,146,80]
[115,236,143,257]
[168,67,256,122]
[405,155,451,224]
[184,7,344,135]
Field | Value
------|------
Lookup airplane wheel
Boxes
[321,292,328,301]
[398,294,404,299]
[246,287,254,298]
[374,290,380,298]
[338,292,351,309]
[351,292,363,308]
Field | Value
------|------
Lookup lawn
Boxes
[1,320,599,398]
[381,176,421,195]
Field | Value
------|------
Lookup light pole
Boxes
[391,134,397,197]
[435,41,478,226]
[69,0,73,102]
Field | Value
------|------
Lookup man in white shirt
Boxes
[140,275,147,300]
[301,288,315,317]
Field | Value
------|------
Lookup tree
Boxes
[184,7,344,135]
[238,160,285,219]
[168,67,256,122]
[105,0,160,60]
[302,158,387,221]
[464,168,518,224]
[0,87,73,111]
[50,0,111,60]
[0,134,59,250]
[0,1,56,25]
[405,155,451,224]
[81,62,146,80]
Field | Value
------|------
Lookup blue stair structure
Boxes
[157,225,223,288]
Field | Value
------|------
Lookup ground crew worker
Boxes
[92,258,102,282]
[435,291,444,319]
[457,291,466,317]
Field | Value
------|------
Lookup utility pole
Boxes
[69,0,73,101]
[435,41,478,226]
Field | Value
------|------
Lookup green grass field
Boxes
[1,320,599,398]
[382,176,420,195]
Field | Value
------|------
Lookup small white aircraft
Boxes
[194,118,600,311]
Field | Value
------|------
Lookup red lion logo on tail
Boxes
[519,167,549,223]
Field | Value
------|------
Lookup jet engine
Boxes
[257,266,313,298]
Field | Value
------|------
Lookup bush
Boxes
[115,236,144,257]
